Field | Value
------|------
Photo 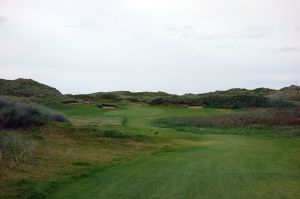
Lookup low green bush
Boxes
[0,97,68,128]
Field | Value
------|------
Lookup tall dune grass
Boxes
[0,131,32,168]
[154,108,300,128]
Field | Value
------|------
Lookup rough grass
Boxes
[0,97,68,128]
[0,131,32,168]
[154,108,300,129]
[70,117,124,126]
[48,135,300,199]
[92,130,151,141]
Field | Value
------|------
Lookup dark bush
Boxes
[201,95,295,109]
[148,97,166,105]
[0,97,68,128]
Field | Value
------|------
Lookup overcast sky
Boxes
[0,0,299,94]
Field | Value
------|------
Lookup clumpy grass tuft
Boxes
[0,131,32,168]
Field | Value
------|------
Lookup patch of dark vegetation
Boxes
[145,94,296,108]
[93,130,151,141]
[200,95,295,109]
[0,97,68,128]
[145,95,202,106]
[0,131,32,168]
[61,100,79,104]
[154,108,300,129]
[71,161,91,166]
[148,97,166,105]
[93,130,129,138]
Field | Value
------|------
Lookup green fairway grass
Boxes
[48,134,300,199]
[41,101,300,199]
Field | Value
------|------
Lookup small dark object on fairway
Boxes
[154,132,159,135]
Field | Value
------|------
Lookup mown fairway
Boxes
[44,102,300,199]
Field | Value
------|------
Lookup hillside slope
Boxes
[268,85,300,101]
[0,78,62,97]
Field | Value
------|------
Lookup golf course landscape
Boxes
[2,0,300,198]
[0,79,300,199]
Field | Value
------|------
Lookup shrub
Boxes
[148,97,166,105]
[0,97,68,128]
[0,131,31,167]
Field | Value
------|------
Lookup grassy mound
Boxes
[268,85,300,101]
[0,97,68,128]
[0,78,62,97]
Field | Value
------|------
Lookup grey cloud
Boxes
[214,44,235,49]
[182,25,194,30]
[194,32,267,41]
[214,44,244,50]
[163,25,193,38]
[165,25,268,41]
[270,46,300,54]
[164,26,184,33]
[164,25,194,34]
[227,27,268,39]
[194,34,220,40]
[0,16,8,24]
[64,21,93,28]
